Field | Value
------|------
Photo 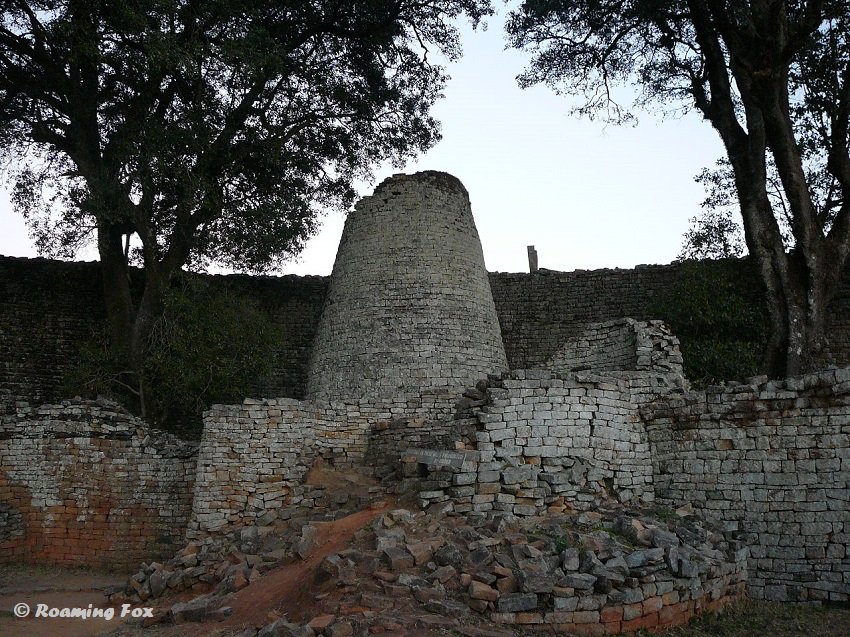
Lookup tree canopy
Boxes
[507,0,850,376]
[0,0,491,415]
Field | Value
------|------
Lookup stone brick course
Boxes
[644,368,850,602]
[0,399,197,569]
[4,256,850,414]
[488,261,850,371]
[408,367,683,517]
[0,256,327,414]
[4,169,850,634]
[546,318,684,377]
[188,391,471,537]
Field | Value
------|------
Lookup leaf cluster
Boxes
[649,259,768,386]
[1,0,492,272]
[64,276,278,436]
[507,1,850,257]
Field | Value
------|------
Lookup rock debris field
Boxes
[96,465,746,637]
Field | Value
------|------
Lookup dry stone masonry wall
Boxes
[306,171,507,405]
[0,258,105,409]
[5,255,850,410]
[410,369,684,517]
[0,257,327,411]
[547,319,638,372]
[3,170,850,630]
[408,320,689,517]
[643,368,850,602]
[188,399,317,538]
[545,318,685,377]
[0,399,197,569]
[189,391,469,537]
[488,263,850,371]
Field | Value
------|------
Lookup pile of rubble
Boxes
[112,494,747,636]
[110,481,384,607]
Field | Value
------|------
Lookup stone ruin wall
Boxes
[190,171,509,538]
[490,262,850,370]
[547,319,639,372]
[644,369,850,603]
[189,320,684,537]
[188,391,467,538]
[0,256,327,420]
[408,320,688,517]
[4,255,850,412]
[404,325,850,603]
[0,399,197,569]
[410,369,686,516]
[0,258,106,412]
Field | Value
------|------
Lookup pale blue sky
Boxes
[0,9,726,275]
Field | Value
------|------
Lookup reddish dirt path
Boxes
[166,499,393,637]
[0,567,129,637]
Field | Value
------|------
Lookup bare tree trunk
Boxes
[97,223,134,362]
[96,222,174,418]
[756,246,835,377]
[128,268,168,419]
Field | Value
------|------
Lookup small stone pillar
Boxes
[527,245,539,273]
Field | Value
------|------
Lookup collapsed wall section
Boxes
[0,400,197,569]
[412,370,664,515]
[643,368,850,602]
[189,392,468,537]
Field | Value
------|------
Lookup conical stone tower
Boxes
[306,171,507,402]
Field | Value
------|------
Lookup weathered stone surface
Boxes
[295,525,318,559]
[497,593,538,613]
[559,573,597,590]
[382,547,415,571]
[469,581,500,602]
[306,171,508,402]
[434,543,465,568]
[171,596,214,624]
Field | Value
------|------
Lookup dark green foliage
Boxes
[1,0,492,271]
[679,207,746,261]
[65,277,276,437]
[649,260,768,387]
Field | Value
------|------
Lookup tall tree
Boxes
[0,0,490,413]
[507,0,850,377]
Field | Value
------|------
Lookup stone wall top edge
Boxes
[207,389,468,413]
[488,264,680,277]
[642,365,850,412]
[0,253,744,281]
[495,368,631,387]
[486,257,762,278]
[15,396,134,416]
[371,170,469,198]
[0,254,329,283]
[4,398,197,446]
[706,366,850,394]
[0,254,102,267]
